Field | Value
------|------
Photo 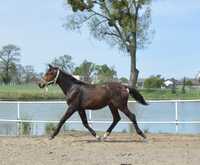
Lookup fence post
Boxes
[175,101,178,133]
[17,102,20,136]
[89,110,92,125]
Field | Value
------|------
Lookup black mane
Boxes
[60,70,87,86]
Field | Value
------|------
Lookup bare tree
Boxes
[0,44,21,84]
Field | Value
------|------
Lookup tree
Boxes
[171,78,177,94]
[73,60,96,82]
[181,77,186,94]
[51,54,74,73]
[14,65,37,84]
[144,75,164,89]
[185,79,193,87]
[65,0,153,87]
[185,79,193,91]
[119,77,129,84]
[95,64,117,83]
[23,65,37,83]
[15,64,25,84]
[0,44,21,84]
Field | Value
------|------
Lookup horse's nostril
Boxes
[38,83,44,88]
[38,83,41,88]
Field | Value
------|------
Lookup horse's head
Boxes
[38,64,60,88]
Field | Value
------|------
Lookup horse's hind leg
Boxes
[78,110,99,140]
[103,104,121,140]
[120,107,146,139]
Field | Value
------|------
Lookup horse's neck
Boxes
[56,72,76,95]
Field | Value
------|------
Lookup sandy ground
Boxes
[0,132,200,165]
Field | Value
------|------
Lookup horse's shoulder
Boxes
[106,82,123,88]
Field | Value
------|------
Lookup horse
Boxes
[38,64,148,141]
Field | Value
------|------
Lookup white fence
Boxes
[0,100,200,135]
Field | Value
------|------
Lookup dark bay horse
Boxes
[38,65,148,140]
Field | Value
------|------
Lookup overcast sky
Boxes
[0,0,200,79]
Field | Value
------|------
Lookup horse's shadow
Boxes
[73,139,145,143]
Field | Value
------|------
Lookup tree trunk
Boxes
[129,46,139,88]
[128,4,139,88]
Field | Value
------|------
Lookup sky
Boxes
[0,0,200,79]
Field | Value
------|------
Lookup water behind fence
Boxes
[0,100,200,136]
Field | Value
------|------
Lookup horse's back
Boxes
[80,84,111,109]
[79,82,129,110]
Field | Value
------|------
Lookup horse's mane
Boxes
[60,70,88,85]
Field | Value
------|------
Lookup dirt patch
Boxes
[0,132,200,165]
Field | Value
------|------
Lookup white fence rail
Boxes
[0,100,200,135]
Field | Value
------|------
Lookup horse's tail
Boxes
[128,87,148,105]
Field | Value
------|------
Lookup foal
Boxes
[39,65,148,140]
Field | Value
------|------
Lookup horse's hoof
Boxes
[143,138,148,144]
[139,133,146,140]
[102,132,110,141]
[49,136,54,140]
[95,135,101,141]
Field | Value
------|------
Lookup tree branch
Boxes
[101,1,129,48]
[90,9,110,21]
[104,31,121,38]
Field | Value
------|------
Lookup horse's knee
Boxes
[115,115,121,122]
[124,110,136,121]
[131,113,136,121]
[82,121,90,128]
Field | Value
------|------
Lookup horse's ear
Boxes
[48,64,53,68]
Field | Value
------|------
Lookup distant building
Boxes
[164,80,173,87]
[195,71,200,81]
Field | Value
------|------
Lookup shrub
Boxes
[144,75,164,89]
[45,123,56,135]
[21,122,31,135]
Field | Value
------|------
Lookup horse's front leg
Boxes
[50,106,76,140]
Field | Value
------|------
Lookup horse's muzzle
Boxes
[38,81,46,88]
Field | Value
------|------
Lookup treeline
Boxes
[0,44,129,85]
[0,44,42,85]
[50,54,129,84]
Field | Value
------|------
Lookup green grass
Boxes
[0,84,64,100]
[0,84,200,100]
[140,88,200,100]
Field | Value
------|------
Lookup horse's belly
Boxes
[81,97,109,110]
[80,86,110,110]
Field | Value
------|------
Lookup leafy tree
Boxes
[171,78,176,94]
[95,64,117,83]
[185,79,193,87]
[119,77,129,84]
[51,54,74,73]
[73,60,96,82]
[185,79,193,91]
[0,44,21,84]
[65,0,153,87]
[144,75,164,89]
[182,77,186,94]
